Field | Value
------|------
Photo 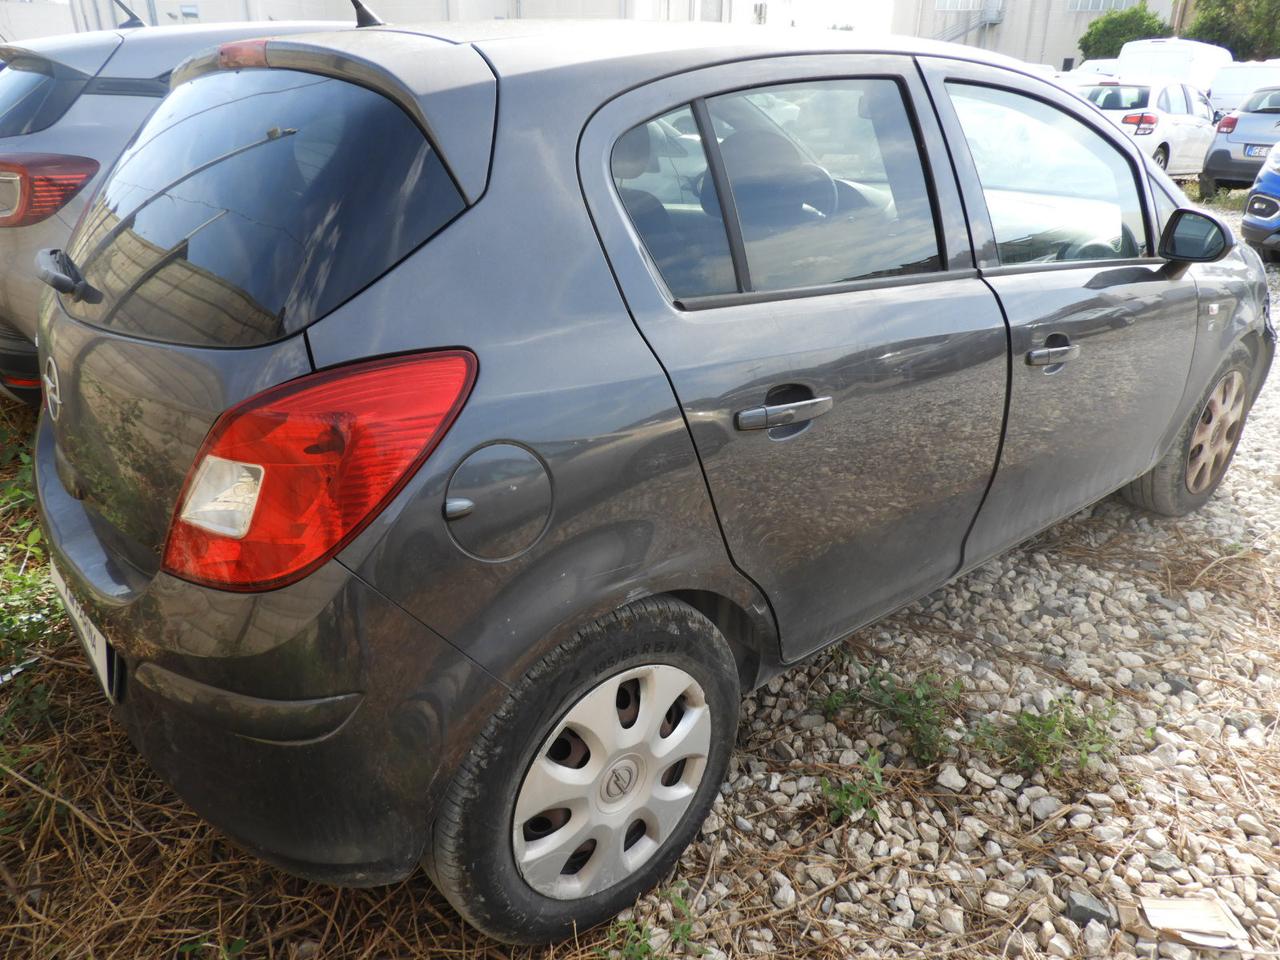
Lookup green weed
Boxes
[860,669,964,765]
[820,749,885,824]
[970,698,1117,775]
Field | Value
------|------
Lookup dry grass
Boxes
[4,377,1280,958]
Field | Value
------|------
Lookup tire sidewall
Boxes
[1155,347,1254,514]
[438,602,738,941]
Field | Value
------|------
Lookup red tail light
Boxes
[0,154,99,228]
[218,39,270,70]
[1217,114,1238,133]
[163,351,478,592]
[1121,113,1159,127]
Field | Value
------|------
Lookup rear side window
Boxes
[707,79,939,291]
[613,78,941,299]
[63,69,465,347]
[611,105,736,299]
[0,57,86,137]
[1243,88,1280,113]
[1084,85,1149,110]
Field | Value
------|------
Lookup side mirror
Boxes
[1158,208,1234,263]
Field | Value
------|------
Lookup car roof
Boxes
[374,19,1031,78]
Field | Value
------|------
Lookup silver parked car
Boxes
[1201,85,1280,198]
[0,20,339,403]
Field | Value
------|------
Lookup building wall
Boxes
[64,0,887,33]
[891,0,1179,71]
[1,1,75,40]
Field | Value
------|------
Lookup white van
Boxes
[1209,61,1280,114]
[1117,38,1232,93]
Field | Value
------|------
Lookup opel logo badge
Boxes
[601,759,638,802]
[43,357,62,422]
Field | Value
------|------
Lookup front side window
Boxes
[947,83,1147,265]
[611,105,736,299]
[705,78,941,292]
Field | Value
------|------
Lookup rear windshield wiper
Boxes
[36,248,101,304]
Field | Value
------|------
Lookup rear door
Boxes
[921,59,1198,566]
[581,56,1009,660]
[1184,85,1217,169]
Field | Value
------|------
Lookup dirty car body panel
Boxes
[35,22,1274,894]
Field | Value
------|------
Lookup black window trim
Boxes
[611,70,954,311]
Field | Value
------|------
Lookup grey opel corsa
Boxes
[34,21,1275,944]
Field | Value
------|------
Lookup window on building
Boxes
[1066,0,1136,11]
[936,0,982,10]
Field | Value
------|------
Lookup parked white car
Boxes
[1208,61,1280,115]
[1117,37,1232,93]
[1077,77,1216,175]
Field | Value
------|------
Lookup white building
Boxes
[890,0,1193,72]
[5,0,889,41]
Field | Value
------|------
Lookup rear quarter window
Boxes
[63,69,465,348]
[0,57,86,137]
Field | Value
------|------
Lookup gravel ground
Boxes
[1,204,1276,960]
[609,206,1280,959]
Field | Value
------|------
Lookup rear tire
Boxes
[1197,173,1217,201]
[426,597,739,944]
[1121,347,1254,516]
[1249,240,1279,264]
[1153,145,1169,170]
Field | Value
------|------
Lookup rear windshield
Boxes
[1082,85,1150,110]
[62,69,465,348]
[0,57,85,137]
[1242,87,1280,113]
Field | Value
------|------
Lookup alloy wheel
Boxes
[1186,370,1245,494]
[512,664,711,900]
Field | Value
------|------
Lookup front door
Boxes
[581,56,1009,659]
[921,60,1199,565]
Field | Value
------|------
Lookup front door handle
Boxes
[736,396,833,431]
[1026,344,1080,366]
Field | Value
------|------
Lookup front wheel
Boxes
[426,597,740,944]
[1249,240,1279,264]
[1122,347,1254,516]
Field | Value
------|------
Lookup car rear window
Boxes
[0,56,86,137]
[62,69,465,348]
[1242,88,1280,113]
[1082,85,1150,110]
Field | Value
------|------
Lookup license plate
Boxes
[50,560,114,701]
[1245,144,1271,158]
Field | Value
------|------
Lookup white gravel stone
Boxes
[937,765,967,791]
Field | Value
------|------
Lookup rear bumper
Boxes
[36,416,507,884]
[1202,148,1265,185]
[0,318,39,406]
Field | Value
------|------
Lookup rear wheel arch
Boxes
[666,589,771,692]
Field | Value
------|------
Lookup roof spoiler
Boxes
[0,44,91,80]
[170,31,497,205]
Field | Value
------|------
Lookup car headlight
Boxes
[1269,147,1280,170]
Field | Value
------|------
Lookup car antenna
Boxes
[350,0,385,27]
[112,0,147,28]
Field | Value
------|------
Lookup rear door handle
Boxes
[735,396,833,431]
[1026,345,1080,366]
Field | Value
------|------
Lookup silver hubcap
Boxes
[1186,370,1245,494]
[512,664,711,900]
